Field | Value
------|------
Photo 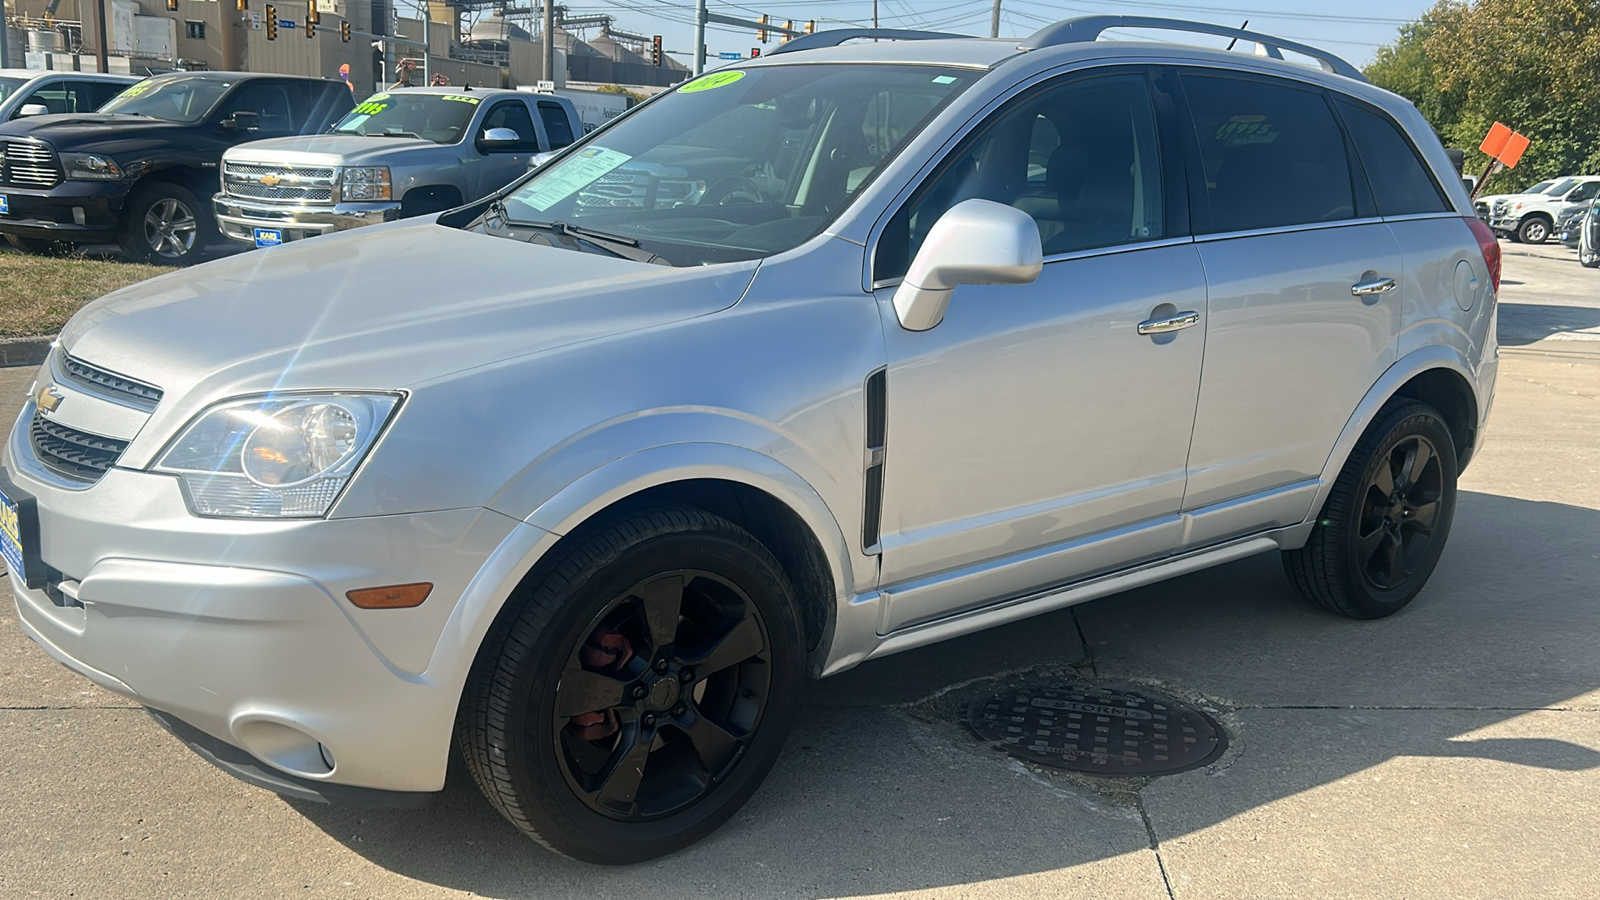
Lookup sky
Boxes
[489,0,1442,70]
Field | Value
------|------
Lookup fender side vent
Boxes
[863,368,887,551]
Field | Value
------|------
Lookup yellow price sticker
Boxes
[680,71,745,93]
[441,94,481,105]
[353,101,389,116]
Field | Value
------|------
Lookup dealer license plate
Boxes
[0,483,28,585]
[254,227,284,248]
[0,194,10,215]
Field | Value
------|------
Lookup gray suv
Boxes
[4,17,1500,864]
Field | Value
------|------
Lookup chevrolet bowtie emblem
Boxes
[259,174,281,187]
[35,382,64,414]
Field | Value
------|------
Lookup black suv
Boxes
[0,72,353,264]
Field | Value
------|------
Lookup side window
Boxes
[877,73,1165,281]
[481,101,539,151]
[27,81,98,114]
[1569,181,1600,203]
[90,81,129,109]
[1182,73,1355,233]
[537,101,575,149]
[1334,97,1447,216]
[222,82,294,132]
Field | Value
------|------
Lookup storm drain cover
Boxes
[968,683,1226,775]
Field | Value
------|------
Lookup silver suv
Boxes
[3,17,1500,864]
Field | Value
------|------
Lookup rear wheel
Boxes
[119,182,214,265]
[1282,401,1458,619]
[1516,215,1550,245]
[456,507,805,864]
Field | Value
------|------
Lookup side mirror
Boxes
[18,103,49,117]
[892,199,1043,331]
[478,127,521,151]
[221,110,260,131]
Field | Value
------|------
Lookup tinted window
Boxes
[537,101,575,149]
[1183,73,1354,233]
[26,81,99,114]
[89,81,129,109]
[223,82,294,132]
[1335,98,1447,216]
[877,73,1165,280]
[482,100,539,151]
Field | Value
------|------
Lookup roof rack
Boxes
[1019,16,1365,81]
[764,28,967,56]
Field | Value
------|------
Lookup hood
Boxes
[60,220,757,434]
[226,133,446,167]
[0,112,189,153]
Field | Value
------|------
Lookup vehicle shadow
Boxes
[1497,302,1600,345]
[287,490,1600,896]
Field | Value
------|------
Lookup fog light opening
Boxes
[318,742,336,771]
[71,207,86,226]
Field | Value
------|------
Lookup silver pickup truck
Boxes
[213,87,581,248]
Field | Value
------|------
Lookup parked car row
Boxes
[1556,195,1600,267]
[0,71,582,264]
[1475,174,1600,244]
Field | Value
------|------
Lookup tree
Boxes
[1366,0,1600,191]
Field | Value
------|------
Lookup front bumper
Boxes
[213,194,403,245]
[1488,215,1520,233]
[0,181,129,240]
[4,416,526,794]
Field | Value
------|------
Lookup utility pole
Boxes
[0,0,10,68]
[542,0,555,84]
[94,0,109,72]
[872,0,878,29]
[693,0,706,75]
[990,0,1001,38]
[421,2,430,86]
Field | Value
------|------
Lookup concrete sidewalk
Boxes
[1,249,1597,898]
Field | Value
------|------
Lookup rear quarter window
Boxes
[1334,97,1448,217]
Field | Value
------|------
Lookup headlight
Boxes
[61,152,124,181]
[340,166,391,201]
[152,393,401,518]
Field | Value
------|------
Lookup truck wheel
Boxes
[456,507,805,864]
[1282,401,1458,619]
[119,182,214,265]
[1516,216,1550,245]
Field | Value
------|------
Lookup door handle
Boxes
[1351,277,1397,296]
[1137,310,1200,335]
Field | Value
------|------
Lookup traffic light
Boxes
[757,14,768,43]
[805,20,815,34]
[307,0,319,24]
[750,47,760,58]
[166,0,177,9]
[236,0,247,9]
[265,4,277,39]
[340,20,350,41]
[305,16,314,37]
[781,20,793,43]
[651,34,662,66]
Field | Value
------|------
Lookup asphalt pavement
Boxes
[1,239,1597,899]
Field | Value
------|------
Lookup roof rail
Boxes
[765,28,968,56]
[1019,16,1366,81]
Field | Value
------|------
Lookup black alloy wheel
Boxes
[456,507,804,864]
[1283,401,1458,619]
[553,570,772,822]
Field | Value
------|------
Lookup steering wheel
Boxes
[703,175,763,207]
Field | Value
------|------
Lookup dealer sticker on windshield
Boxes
[680,71,745,93]
[517,146,633,212]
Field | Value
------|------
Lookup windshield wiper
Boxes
[368,130,424,139]
[505,219,666,265]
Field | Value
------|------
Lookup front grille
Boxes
[0,139,61,189]
[223,161,337,204]
[30,415,129,482]
[60,353,164,409]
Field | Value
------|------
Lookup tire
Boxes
[456,506,805,864]
[119,182,214,265]
[4,234,73,255]
[1516,216,1550,245]
[1282,401,1458,619]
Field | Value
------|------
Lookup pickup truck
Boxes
[0,72,354,263]
[213,87,582,249]
[1488,175,1600,243]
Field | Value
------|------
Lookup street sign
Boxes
[1480,121,1530,169]
[719,51,741,59]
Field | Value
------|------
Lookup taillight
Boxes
[1466,216,1501,293]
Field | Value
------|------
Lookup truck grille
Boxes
[223,161,337,204]
[0,139,61,189]
[60,353,164,410]
[30,415,130,482]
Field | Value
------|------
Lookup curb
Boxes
[0,337,54,368]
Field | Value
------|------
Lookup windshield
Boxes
[99,76,233,123]
[0,77,27,104]
[1522,180,1554,194]
[498,64,977,266]
[1541,179,1577,196]
[332,92,479,142]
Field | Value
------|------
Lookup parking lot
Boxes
[1,241,1597,899]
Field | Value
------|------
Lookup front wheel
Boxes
[1516,216,1550,245]
[1282,401,1458,619]
[119,182,214,264]
[456,507,805,864]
